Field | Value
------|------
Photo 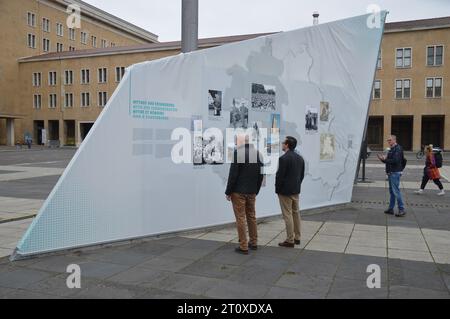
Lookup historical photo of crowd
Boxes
[320,101,330,122]
[251,83,276,111]
[208,90,222,117]
[305,106,318,133]
[320,133,335,161]
[230,98,249,129]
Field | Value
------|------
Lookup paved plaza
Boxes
[0,147,450,298]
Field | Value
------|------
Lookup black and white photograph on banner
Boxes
[192,118,203,165]
[251,121,262,143]
[305,106,318,133]
[320,133,336,161]
[226,141,236,163]
[191,115,202,131]
[203,134,224,164]
[320,101,330,122]
[208,90,222,117]
[230,98,249,129]
[193,136,203,165]
[251,83,276,111]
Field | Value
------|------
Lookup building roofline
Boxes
[18,32,276,63]
[17,15,450,63]
[54,0,159,42]
[384,16,450,33]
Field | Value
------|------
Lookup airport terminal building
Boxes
[0,0,449,151]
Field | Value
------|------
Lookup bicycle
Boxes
[418,145,444,159]
[416,145,425,159]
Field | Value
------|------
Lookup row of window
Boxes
[376,45,444,69]
[33,92,108,109]
[32,67,126,86]
[372,77,443,99]
[27,12,115,50]
[27,34,75,51]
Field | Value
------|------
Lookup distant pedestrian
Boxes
[414,145,445,196]
[276,136,305,248]
[25,136,32,149]
[377,135,406,217]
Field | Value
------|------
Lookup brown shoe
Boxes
[235,247,249,255]
[294,240,301,245]
[249,243,258,250]
[278,241,295,248]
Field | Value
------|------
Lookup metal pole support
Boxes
[181,0,199,53]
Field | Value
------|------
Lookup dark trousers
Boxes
[421,175,443,190]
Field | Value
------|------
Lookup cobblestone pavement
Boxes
[0,148,449,298]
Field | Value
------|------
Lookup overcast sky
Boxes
[84,0,450,42]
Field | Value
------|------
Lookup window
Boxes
[427,45,443,66]
[33,94,42,109]
[27,12,36,27]
[377,50,382,69]
[64,70,73,85]
[69,28,75,41]
[43,38,50,52]
[101,39,108,48]
[396,48,412,68]
[426,77,442,98]
[98,92,108,107]
[49,71,57,86]
[373,80,381,99]
[115,67,125,82]
[64,93,74,108]
[42,18,50,32]
[110,42,116,47]
[27,34,36,48]
[56,23,64,37]
[98,68,107,83]
[69,46,75,51]
[56,43,63,52]
[32,72,41,87]
[81,31,88,45]
[81,69,90,84]
[81,92,90,107]
[91,36,97,47]
[49,94,57,108]
[395,79,411,99]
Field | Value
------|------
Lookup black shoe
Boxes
[395,210,406,217]
[248,243,258,250]
[278,241,295,248]
[384,209,394,215]
[294,240,301,245]
[234,247,249,255]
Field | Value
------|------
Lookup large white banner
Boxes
[13,12,386,259]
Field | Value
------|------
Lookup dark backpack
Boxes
[434,151,443,168]
[401,152,407,170]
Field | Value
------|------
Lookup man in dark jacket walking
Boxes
[276,136,305,248]
[225,135,264,254]
[377,135,406,217]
